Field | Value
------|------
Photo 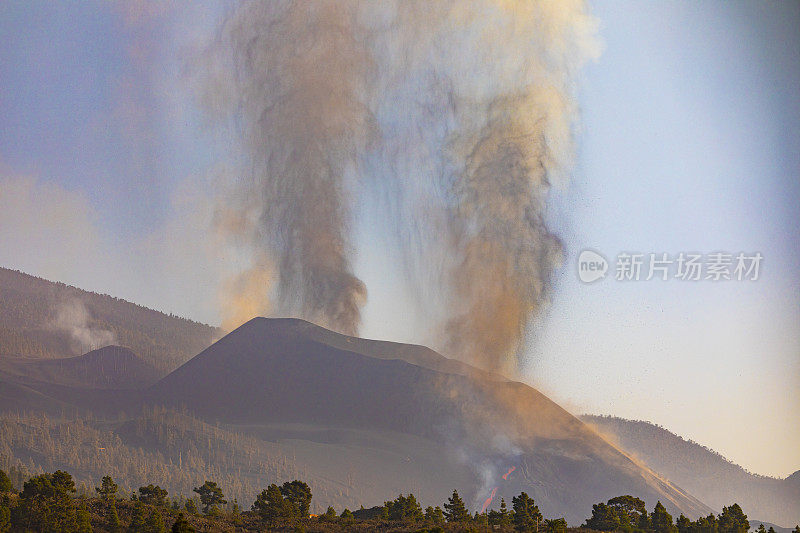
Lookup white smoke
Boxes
[51,298,117,355]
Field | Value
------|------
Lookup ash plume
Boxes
[205,1,599,362]
[206,1,372,336]
[366,1,600,372]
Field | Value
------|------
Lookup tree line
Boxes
[583,495,758,533]
[2,467,797,533]
[0,408,324,511]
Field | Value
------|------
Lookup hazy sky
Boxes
[0,1,797,477]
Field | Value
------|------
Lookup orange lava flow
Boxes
[480,464,517,513]
[480,486,498,513]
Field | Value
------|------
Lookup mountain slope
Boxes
[268,318,497,379]
[0,267,219,371]
[0,314,713,522]
[0,345,160,389]
[145,317,711,522]
[582,415,800,527]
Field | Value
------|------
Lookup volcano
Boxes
[142,317,710,522]
[1,316,714,521]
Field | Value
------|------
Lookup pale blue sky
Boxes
[0,1,797,477]
[532,1,800,478]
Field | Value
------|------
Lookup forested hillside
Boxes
[582,415,800,527]
[0,268,219,371]
[0,407,357,513]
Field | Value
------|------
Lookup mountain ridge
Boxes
[582,415,799,527]
[0,345,161,389]
[0,266,219,371]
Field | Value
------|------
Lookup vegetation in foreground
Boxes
[0,468,795,533]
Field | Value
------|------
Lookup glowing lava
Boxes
[480,487,498,513]
[480,465,516,513]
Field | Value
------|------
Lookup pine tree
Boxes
[252,484,294,523]
[694,513,718,533]
[51,469,78,532]
[545,518,567,533]
[0,504,10,533]
[18,471,78,532]
[280,480,312,518]
[340,508,354,521]
[170,513,195,533]
[0,470,12,493]
[651,501,677,533]
[192,481,226,514]
[184,498,198,515]
[138,485,168,507]
[677,514,692,533]
[583,502,619,531]
[107,499,122,532]
[76,500,93,533]
[500,498,513,529]
[443,490,470,523]
[512,492,542,532]
[96,476,118,501]
[384,494,424,522]
[426,505,445,524]
[129,503,147,532]
[608,495,647,527]
[231,498,242,525]
[718,504,748,533]
[145,509,166,533]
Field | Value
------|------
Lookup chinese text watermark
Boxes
[577,250,762,283]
